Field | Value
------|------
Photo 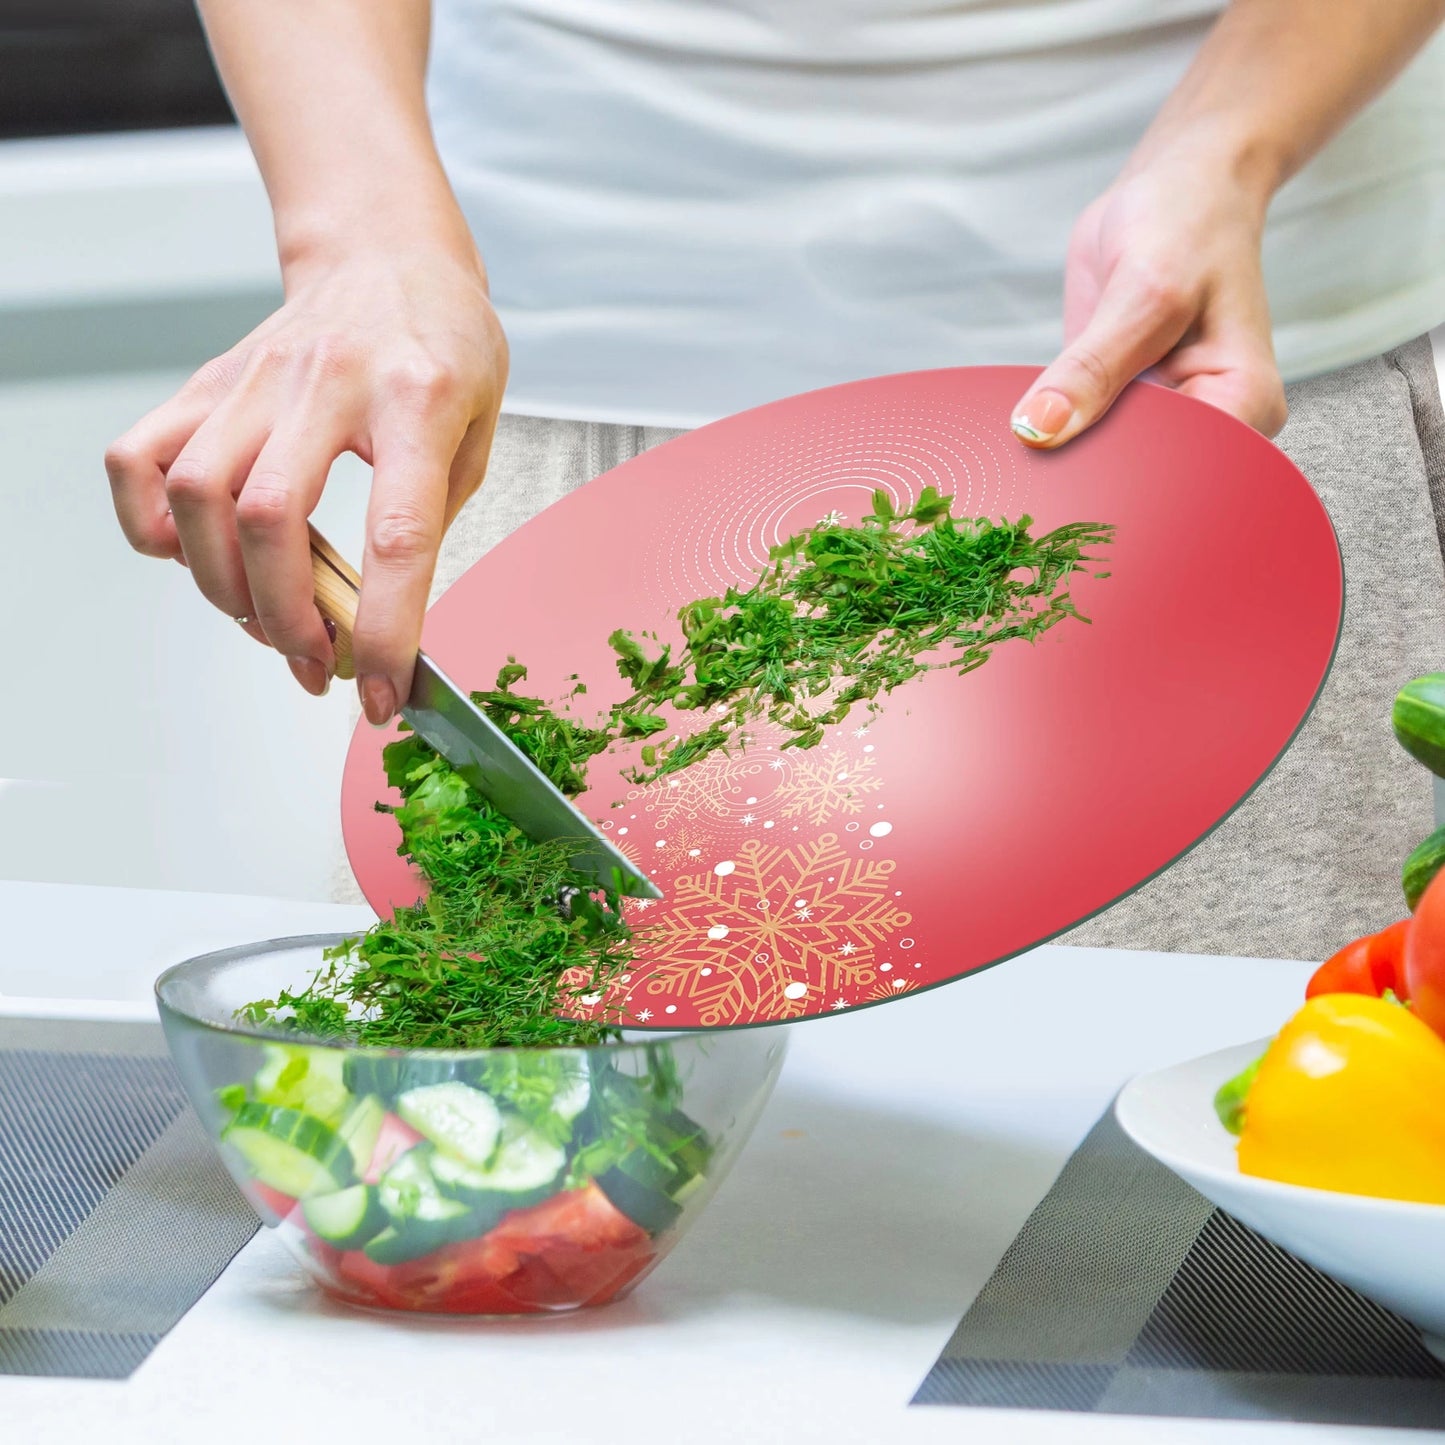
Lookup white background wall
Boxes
[0,129,369,902]
[1,127,1443,904]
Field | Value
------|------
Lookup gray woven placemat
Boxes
[913,1107,1445,1429]
[0,1016,258,1379]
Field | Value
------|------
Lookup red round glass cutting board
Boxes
[341,367,1342,1029]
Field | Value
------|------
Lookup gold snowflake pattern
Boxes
[776,748,882,827]
[649,820,712,872]
[865,974,919,1002]
[626,751,773,831]
[630,834,912,1024]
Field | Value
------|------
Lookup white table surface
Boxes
[0,880,1428,1445]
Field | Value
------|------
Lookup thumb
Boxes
[1011,273,1192,449]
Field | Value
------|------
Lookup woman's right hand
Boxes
[105,240,508,724]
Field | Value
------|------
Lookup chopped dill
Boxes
[241,490,1110,1047]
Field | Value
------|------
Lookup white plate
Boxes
[1116,1039,1445,1355]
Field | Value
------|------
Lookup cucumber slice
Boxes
[553,1061,590,1123]
[252,1044,352,1128]
[397,1081,502,1166]
[368,1148,476,1263]
[223,1103,356,1198]
[430,1116,565,1207]
[655,1108,712,1185]
[362,1212,473,1265]
[302,1184,389,1248]
[482,1116,566,1193]
[342,1054,403,1102]
[345,1052,480,1102]
[337,1094,386,1174]
[596,1165,683,1235]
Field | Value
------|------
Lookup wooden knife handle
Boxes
[309,525,362,680]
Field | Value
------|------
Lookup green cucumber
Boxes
[343,1053,478,1103]
[1393,674,1445,777]
[397,1081,502,1166]
[362,1216,473,1265]
[336,1094,386,1175]
[223,1103,356,1197]
[654,1108,712,1184]
[302,1184,389,1248]
[366,1148,476,1263]
[1404,826,1445,911]
[342,1054,403,1102]
[252,1044,352,1128]
[596,1165,683,1235]
[429,1115,565,1214]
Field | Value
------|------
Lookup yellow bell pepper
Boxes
[1237,993,1445,1204]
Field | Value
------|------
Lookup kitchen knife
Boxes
[309,526,661,900]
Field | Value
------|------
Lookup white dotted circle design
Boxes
[648,402,1022,609]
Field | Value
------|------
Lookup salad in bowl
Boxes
[157,935,787,1316]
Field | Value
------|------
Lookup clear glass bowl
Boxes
[156,935,788,1316]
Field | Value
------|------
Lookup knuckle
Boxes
[306,333,361,381]
[163,457,217,507]
[235,478,294,537]
[182,354,236,398]
[1132,268,1190,318]
[1067,344,1113,396]
[242,341,294,383]
[103,436,144,484]
[370,505,439,566]
[387,358,459,412]
[129,527,176,560]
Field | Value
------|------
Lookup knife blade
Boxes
[309,526,661,900]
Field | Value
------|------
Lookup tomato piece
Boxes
[363,1113,426,1185]
[1306,919,1409,1000]
[334,1249,418,1311]
[325,1185,656,1314]
[585,1248,657,1306]
[332,1236,534,1314]
[489,1183,650,1252]
[482,1184,654,1307]
[1407,868,1445,1039]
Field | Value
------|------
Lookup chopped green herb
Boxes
[605,491,1112,782]
[242,492,1110,1048]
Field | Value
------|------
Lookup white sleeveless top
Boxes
[427,0,1445,428]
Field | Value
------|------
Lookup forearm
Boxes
[197,0,477,278]
[1127,0,1445,209]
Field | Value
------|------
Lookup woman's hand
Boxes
[1011,146,1287,449]
[106,242,507,723]
[1013,0,1445,448]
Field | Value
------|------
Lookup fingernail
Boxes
[322,617,337,645]
[1011,389,1074,444]
[360,674,397,727]
[287,656,331,697]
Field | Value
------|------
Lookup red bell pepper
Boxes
[1305,919,1409,1001]
[1406,866,1445,1040]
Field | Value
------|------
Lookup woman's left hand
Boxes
[1011,147,1288,449]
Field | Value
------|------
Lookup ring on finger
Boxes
[234,615,253,626]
